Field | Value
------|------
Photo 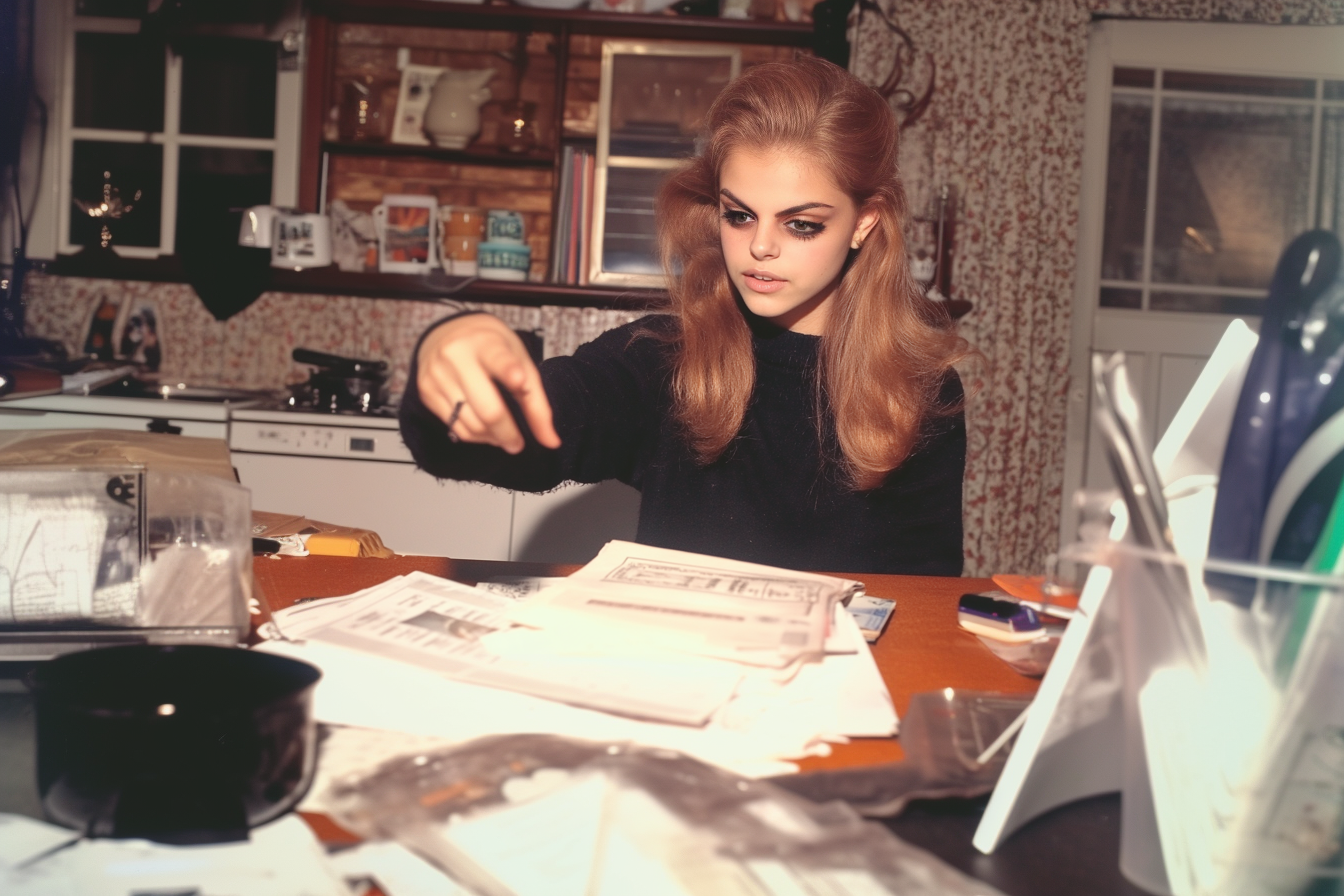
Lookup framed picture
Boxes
[589,41,741,288]
[373,194,438,274]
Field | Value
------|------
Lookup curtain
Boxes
[851,0,1344,576]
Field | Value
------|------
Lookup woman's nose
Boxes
[751,228,778,260]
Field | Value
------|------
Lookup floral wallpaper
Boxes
[851,0,1344,576]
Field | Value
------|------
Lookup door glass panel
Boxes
[1151,97,1313,290]
[1101,94,1151,282]
[1321,108,1344,237]
[69,140,162,249]
[1113,67,1154,88]
[179,38,278,138]
[1099,287,1142,309]
[1149,290,1265,316]
[73,32,164,132]
[1163,70,1316,99]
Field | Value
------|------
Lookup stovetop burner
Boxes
[282,382,398,416]
[286,348,394,416]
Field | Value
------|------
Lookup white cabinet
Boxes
[232,452,641,562]
[231,452,517,560]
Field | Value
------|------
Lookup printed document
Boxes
[272,571,743,725]
[509,541,864,668]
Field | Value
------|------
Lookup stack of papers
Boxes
[506,541,861,668]
[259,542,895,779]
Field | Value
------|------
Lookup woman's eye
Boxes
[721,209,753,227]
[786,219,825,238]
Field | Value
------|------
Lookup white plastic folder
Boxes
[973,321,1256,876]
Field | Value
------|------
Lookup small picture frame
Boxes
[373,194,438,274]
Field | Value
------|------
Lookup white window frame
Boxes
[27,0,301,260]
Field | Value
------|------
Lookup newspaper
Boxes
[509,541,864,668]
[272,571,743,726]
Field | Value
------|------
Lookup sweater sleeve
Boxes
[398,315,669,493]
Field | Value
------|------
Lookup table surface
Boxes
[247,554,1151,896]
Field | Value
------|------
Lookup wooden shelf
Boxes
[310,0,816,45]
[322,140,556,168]
[43,254,667,310]
[270,268,667,309]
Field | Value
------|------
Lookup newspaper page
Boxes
[271,572,742,726]
[509,541,864,668]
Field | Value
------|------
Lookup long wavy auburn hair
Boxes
[655,56,973,490]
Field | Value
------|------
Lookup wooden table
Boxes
[250,554,1041,772]
[251,555,1153,895]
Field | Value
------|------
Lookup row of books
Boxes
[551,145,596,285]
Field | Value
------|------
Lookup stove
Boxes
[228,406,411,463]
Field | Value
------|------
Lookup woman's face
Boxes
[718,147,877,335]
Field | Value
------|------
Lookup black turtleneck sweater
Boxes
[398,313,966,575]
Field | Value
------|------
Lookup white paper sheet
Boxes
[0,814,348,896]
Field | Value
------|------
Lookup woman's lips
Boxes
[742,271,787,294]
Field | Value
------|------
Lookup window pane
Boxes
[1151,98,1313,290]
[601,166,665,276]
[1100,95,1150,282]
[1325,81,1344,101]
[1113,67,1154,89]
[69,140,162,249]
[1150,290,1265,315]
[175,146,274,247]
[1321,109,1344,236]
[1163,70,1316,99]
[1100,287,1142,309]
[179,38,278,138]
[74,32,164,132]
[76,0,148,16]
[608,54,734,158]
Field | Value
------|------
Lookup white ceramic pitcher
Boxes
[422,68,495,149]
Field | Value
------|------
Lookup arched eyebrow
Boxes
[719,189,834,218]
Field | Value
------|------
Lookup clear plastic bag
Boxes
[323,733,1009,896]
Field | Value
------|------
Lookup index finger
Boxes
[510,362,560,450]
[474,337,561,451]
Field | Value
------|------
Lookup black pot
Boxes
[292,348,390,413]
[31,644,322,845]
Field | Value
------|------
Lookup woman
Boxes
[399,57,974,574]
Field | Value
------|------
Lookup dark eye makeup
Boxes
[720,207,826,240]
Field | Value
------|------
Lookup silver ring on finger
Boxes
[445,400,465,443]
